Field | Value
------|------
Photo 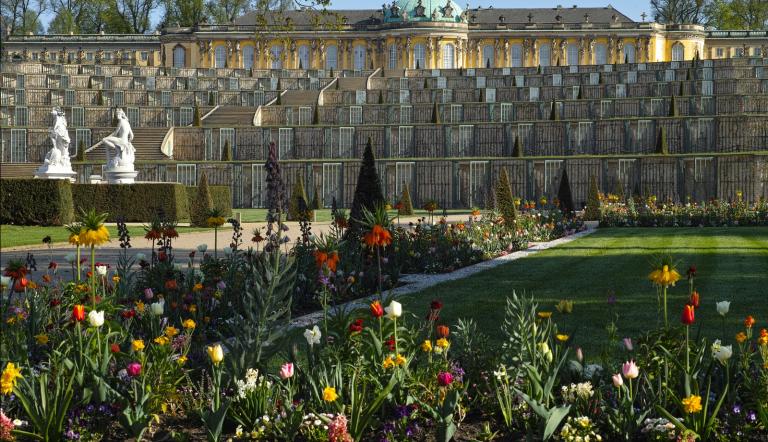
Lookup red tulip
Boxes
[437,371,453,387]
[689,291,700,309]
[430,299,443,310]
[348,319,363,334]
[13,277,28,292]
[370,301,384,318]
[385,336,396,351]
[72,305,86,322]
[436,325,450,338]
[681,304,695,325]
[110,343,121,353]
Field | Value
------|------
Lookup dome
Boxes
[383,0,464,23]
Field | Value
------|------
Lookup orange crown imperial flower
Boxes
[745,315,756,329]
[364,225,392,248]
[648,264,681,287]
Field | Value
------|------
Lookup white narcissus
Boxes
[716,301,730,317]
[150,301,164,316]
[384,301,402,320]
[304,325,321,346]
[88,310,105,327]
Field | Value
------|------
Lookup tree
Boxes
[704,0,768,30]
[584,175,601,221]
[668,94,678,117]
[206,0,249,24]
[191,172,214,227]
[160,0,208,27]
[549,101,559,121]
[349,137,385,231]
[576,85,583,100]
[310,185,321,210]
[495,167,517,229]
[106,0,156,33]
[312,104,319,125]
[651,0,706,24]
[96,90,104,106]
[557,168,575,213]
[512,136,524,158]
[432,101,440,124]
[193,103,201,126]
[656,127,670,155]
[76,139,86,161]
[378,90,384,104]
[1,0,46,35]
[398,184,414,216]
[221,140,232,161]
[288,172,310,221]
[47,0,111,34]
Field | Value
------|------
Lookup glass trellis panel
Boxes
[413,43,426,69]
[626,71,637,83]
[441,88,452,103]
[400,105,412,124]
[220,128,235,158]
[576,122,592,149]
[353,45,366,70]
[114,91,124,106]
[146,76,156,90]
[204,129,214,160]
[544,160,563,194]
[650,99,664,116]
[16,74,24,88]
[14,107,28,126]
[398,89,409,103]
[278,128,293,159]
[664,69,675,81]
[180,107,193,126]
[298,45,310,69]
[326,45,338,70]
[104,77,112,89]
[615,84,626,98]
[60,75,69,89]
[694,157,712,181]
[539,44,551,67]
[567,44,579,66]
[529,87,540,101]
[176,164,197,186]
[476,76,486,88]
[64,90,75,106]
[600,100,612,117]
[126,108,139,127]
[572,86,580,99]
[75,129,91,153]
[399,78,408,89]
[636,120,652,148]
[298,106,312,125]
[466,68,475,76]
[395,162,414,197]
[589,73,600,85]
[517,123,533,148]
[270,46,282,69]
[436,77,446,89]
[243,46,254,69]
[15,89,25,105]
[618,159,635,184]
[500,103,513,122]
[515,75,525,86]
[552,74,562,86]
[458,125,473,155]
[254,90,265,106]
[208,91,219,105]
[161,91,171,106]
[511,44,523,67]
[251,165,266,207]
[228,78,238,90]
[349,106,362,125]
[322,163,342,207]
[173,46,186,68]
[469,161,488,207]
[594,44,607,65]
[398,126,412,156]
[72,107,84,126]
[485,88,496,103]
[672,44,684,61]
[450,104,462,123]
[692,118,714,149]
[355,90,366,105]
[339,127,354,157]
[10,129,26,162]
[701,80,713,95]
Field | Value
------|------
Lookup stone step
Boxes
[279,90,320,106]
[202,106,260,127]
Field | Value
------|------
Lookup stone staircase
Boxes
[86,127,170,161]
[0,163,38,178]
[336,77,368,90]
[279,90,320,106]
[202,106,260,127]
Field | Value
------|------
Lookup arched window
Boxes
[482,45,494,68]
[389,44,398,69]
[672,43,684,61]
[243,45,255,69]
[298,45,310,69]
[623,43,636,63]
[539,44,551,67]
[413,43,426,69]
[326,45,338,69]
[353,45,366,70]
[567,44,579,66]
[270,46,282,69]
[214,45,227,68]
[594,43,607,65]
[443,43,455,68]
[172,46,186,68]
[510,44,523,67]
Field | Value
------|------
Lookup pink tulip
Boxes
[612,373,623,388]
[279,362,294,380]
[127,362,142,377]
[623,338,633,351]
[622,360,639,380]
[437,371,453,387]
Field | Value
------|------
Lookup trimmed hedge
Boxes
[0,178,75,226]
[73,183,190,222]
[185,185,232,218]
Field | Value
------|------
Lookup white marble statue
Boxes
[35,107,76,181]
[86,108,138,183]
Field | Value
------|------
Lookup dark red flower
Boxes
[436,325,450,338]
[385,336,396,351]
[437,371,453,387]
[121,309,136,319]
[348,318,363,334]
[689,291,700,309]
[48,262,58,270]
[110,343,121,353]
[430,299,443,310]
[687,265,697,279]
[49,298,61,307]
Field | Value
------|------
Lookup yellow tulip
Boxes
[207,344,224,365]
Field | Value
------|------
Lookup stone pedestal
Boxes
[105,167,138,184]
[34,166,76,182]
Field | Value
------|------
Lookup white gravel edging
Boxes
[289,227,596,329]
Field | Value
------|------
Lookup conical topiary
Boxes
[288,172,310,221]
[310,184,321,210]
[191,171,214,227]
[624,53,629,64]
[97,90,104,105]
[549,101,559,120]
[112,109,118,127]
[208,92,215,106]
[577,85,583,100]
[615,178,625,201]
[557,167,575,213]
[423,77,428,89]
[349,137,385,231]
[679,80,684,96]
[88,77,93,89]
[399,184,414,216]
[656,126,669,155]
[512,136,524,158]
[313,104,320,125]
[432,101,440,124]
[193,103,201,126]
[276,92,282,105]
[76,139,86,161]
[486,58,491,69]
[416,60,420,69]
[668,94,678,117]
[329,67,334,77]
[495,167,517,229]
[298,58,303,70]
[378,90,384,104]
[584,175,601,221]
[222,140,232,161]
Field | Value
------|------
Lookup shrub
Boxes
[208,92,215,106]
[0,178,74,225]
[584,175,601,220]
[349,137,385,231]
[313,104,320,125]
[432,101,440,124]
[288,172,310,221]
[557,168,575,213]
[398,184,415,216]
[96,90,104,105]
[669,94,678,116]
[190,172,214,227]
[73,183,191,222]
[193,103,201,126]
[221,140,233,161]
[549,101,559,120]
[184,185,232,218]
[656,126,669,155]
[76,140,86,161]
[512,136,524,158]
[495,168,517,228]
[378,90,384,104]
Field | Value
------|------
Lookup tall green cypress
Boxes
[656,126,669,155]
[512,136,524,158]
[432,101,440,124]
[288,172,310,221]
[557,168,575,213]
[349,137,385,230]
[495,168,517,229]
[191,172,214,227]
[584,175,601,221]
[668,94,678,117]
[399,184,415,216]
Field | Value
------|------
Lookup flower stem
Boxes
[663,286,668,329]
[90,245,96,308]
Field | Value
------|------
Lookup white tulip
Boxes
[303,325,321,346]
[95,265,108,276]
[197,244,208,253]
[716,301,730,317]
[0,276,10,288]
[711,340,733,364]
[88,310,105,327]
[150,301,164,316]
[384,301,402,319]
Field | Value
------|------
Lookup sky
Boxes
[40,0,651,31]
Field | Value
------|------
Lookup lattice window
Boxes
[322,163,342,207]
[14,107,28,126]
[126,108,139,127]
[469,161,488,207]
[618,159,635,185]
[436,77,447,89]
[251,165,266,207]
[397,126,412,157]
[400,105,412,124]
[10,129,26,162]
[544,160,563,194]
[339,127,354,157]
[349,106,362,125]
[441,88,452,103]
[355,90,366,105]
[176,164,197,186]
[450,104,462,123]
[161,91,171,106]
[220,128,235,159]
[75,129,91,153]
[399,89,409,103]
[636,120,653,148]
[298,106,312,125]
[395,162,414,198]
[15,89,25,105]
[278,128,293,159]
[500,103,513,122]
[204,129,214,160]
[64,89,75,106]
[71,107,84,127]
[458,125,473,156]
[113,90,124,106]
[180,107,193,126]
[485,88,496,103]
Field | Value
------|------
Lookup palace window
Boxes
[413,43,426,69]
[389,44,398,69]
[271,46,282,69]
[672,43,684,61]
[594,44,607,65]
[353,45,366,70]
[298,45,310,69]
[176,164,196,186]
[215,46,227,68]
[539,44,551,67]
[510,44,523,67]
[443,43,455,68]
[482,45,494,68]
[326,45,338,69]
[243,46,254,69]
[623,43,636,63]
[567,44,579,66]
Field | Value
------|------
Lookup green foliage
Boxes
[495,168,517,228]
[111,109,118,127]
[96,89,104,105]
[185,184,232,217]
[276,92,282,104]
[398,184,415,216]
[12,365,76,442]
[73,183,189,222]
[222,140,233,161]
[76,139,87,161]
[87,76,93,89]
[378,90,384,104]
[310,184,321,210]
[657,126,670,155]
[193,103,201,126]
[669,94,678,116]
[0,178,74,225]
[584,175,601,220]
[208,91,215,106]
[313,104,320,125]
[288,172,310,221]
[512,135,524,158]
[349,137,385,231]
[549,101,559,120]
[432,101,440,124]
[557,167,575,212]
[190,171,214,227]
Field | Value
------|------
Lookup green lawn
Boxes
[398,227,768,357]
[0,225,209,248]
[236,208,473,223]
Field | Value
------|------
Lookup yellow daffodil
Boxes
[34,334,49,345]
[556,334,570,342]
[135,301,145,313]
[165,326,180,338]
[154,336,170,346]
[323,386,338,402]
[182,319,196,330]
[394,354,406,366]
[681,395,702,414]
[421,340,433,352]
[112,275,120,283]
[177,356,188,366]
[436,338,450,349]
[383,356,395,369]
[132,339,145,352]
[537,311,553,319]
[648,264,681,287]
[1,362,23,395]
[555,300,573,314]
